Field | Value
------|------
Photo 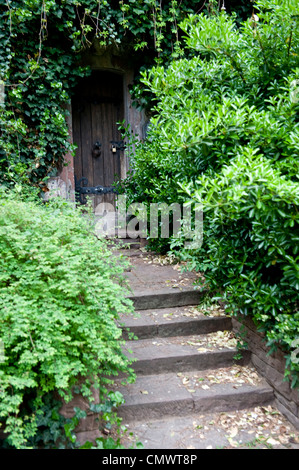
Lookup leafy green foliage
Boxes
[0,0,230,188]
[184,149,299,386]
[0,1,251,187]
[0,190,134,448]
[0,0,257,450]
[121,0,299,386]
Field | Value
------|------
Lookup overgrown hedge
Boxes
[185,150,299,387]
[122,0,299,386]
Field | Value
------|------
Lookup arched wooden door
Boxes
[72,70,124,210]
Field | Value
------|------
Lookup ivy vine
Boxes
[0,0,252,189]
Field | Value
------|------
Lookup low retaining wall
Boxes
[232,316,299,430]
[59,388,101,446]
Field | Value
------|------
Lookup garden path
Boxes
[107,239,299,450]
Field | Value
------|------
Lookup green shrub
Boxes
[0,190,134,448]
[123,1,299,214]
[182,149,299,386]
[121,0,299,386]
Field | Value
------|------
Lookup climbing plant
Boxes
[0,0,252,190]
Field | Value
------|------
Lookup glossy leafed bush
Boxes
[184,149,299,386]
[122,0,299,386]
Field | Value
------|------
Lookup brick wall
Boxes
[232,316,299,430]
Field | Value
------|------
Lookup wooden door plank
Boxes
[81,102,93,187]
[72,104,83,181]
[91,101,104,187]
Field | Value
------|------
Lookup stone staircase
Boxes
[109,240,297,449]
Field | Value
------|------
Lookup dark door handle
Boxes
[92,140,101,158]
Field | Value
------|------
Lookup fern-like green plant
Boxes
[0,190,135,448]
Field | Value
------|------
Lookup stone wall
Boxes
[232,316,299,430]
[58,381,102,446]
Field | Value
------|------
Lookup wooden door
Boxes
[72,70,124,210]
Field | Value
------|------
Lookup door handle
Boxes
[92,140,101,158]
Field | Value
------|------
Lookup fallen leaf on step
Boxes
[201,384,210,390]
[267,437,280,446]
[194,424,203,430]
[227,437,239,448]
[229,427,238,438]
[278,435,288,444]
[140,390,148,395]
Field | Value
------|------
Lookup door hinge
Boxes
[75,177,118,205]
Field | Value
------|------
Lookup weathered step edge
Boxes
[121,315,232,340]
[128,289,207,310]
[117,381,274,423]
[126,348,252,376]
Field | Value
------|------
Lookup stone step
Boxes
[120,306,232,340]
[111,248,299,449]
[124,331,251,376]
[119,405,297,449]
[110,238,142,250]
[128,289,206,310]
[114,367,274,423]
[123,251,206,309]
